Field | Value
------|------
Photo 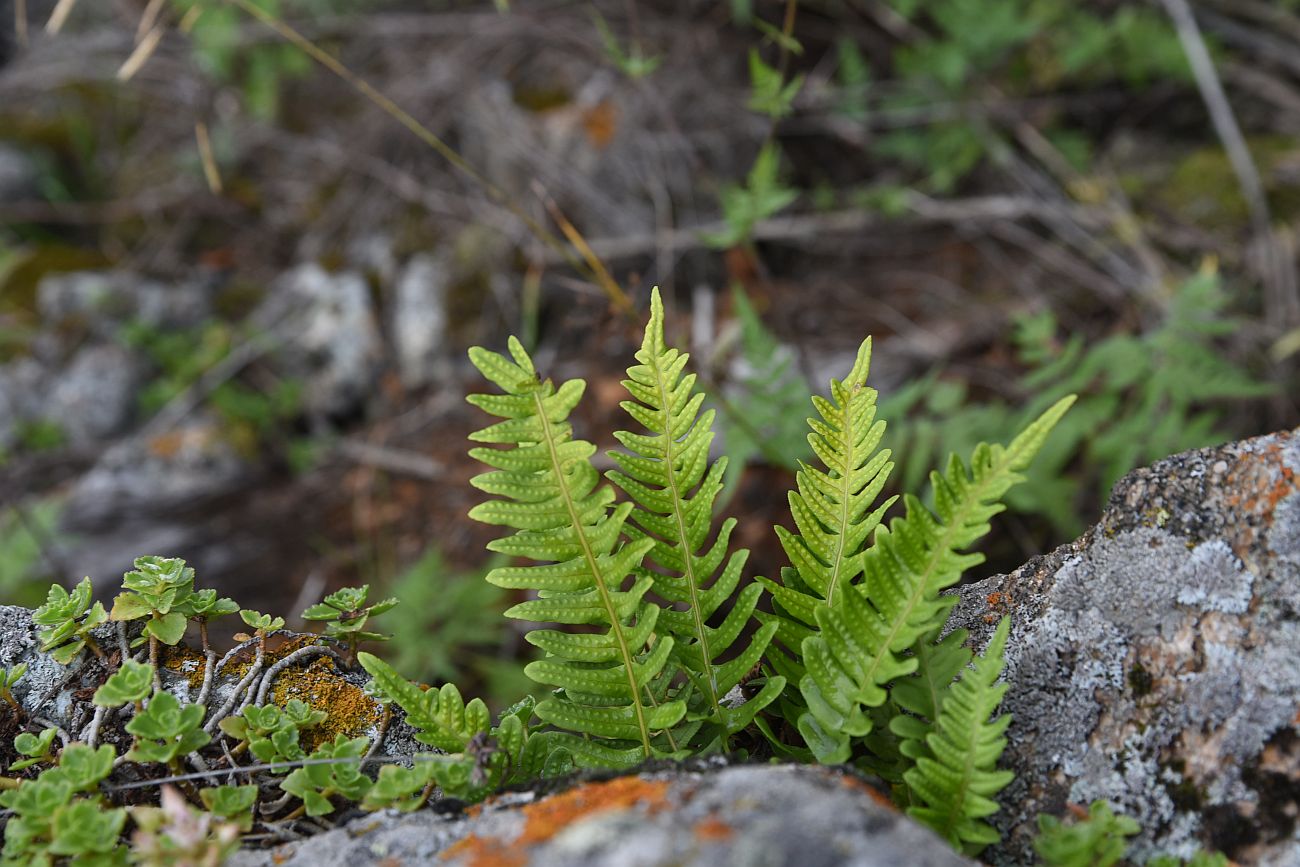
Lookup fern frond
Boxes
[902,617,1014,855]
[793,393,1074,761]
[467,337,684,763]
[607,289,785,745]
[753,337,895,700]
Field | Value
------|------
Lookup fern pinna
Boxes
[607,289,785,749]
[466,337,684,766]
[891,617,1014,854]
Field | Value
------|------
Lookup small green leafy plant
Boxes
[32,576,108,664]
[301,584,397,663]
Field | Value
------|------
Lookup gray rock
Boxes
[0,142,37,202]
[254,264,382,417]
[947,428,1300,866]
[228,762,973,867]
[390,253,450,388]
[44,343,144,445]
[36,270,212,344]
[61,411,253,529]
[0,358,47,448]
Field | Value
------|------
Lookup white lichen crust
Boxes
[949,428,1300,866]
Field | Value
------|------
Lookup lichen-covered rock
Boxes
[948,428,1300,866]
[253,264,383,418]
[227,762,974,867]
[390,253,450,388]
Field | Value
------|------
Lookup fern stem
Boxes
[823,411,858,610]
[532,391,652,756]
[650,354,726,739]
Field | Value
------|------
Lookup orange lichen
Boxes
[441,835,526,867]
[838,772,896,811]
[269,656,382,750]
[517,777,670,845]
[693,816,734,842]
[442,777,672,866]
[986,590,1012,608]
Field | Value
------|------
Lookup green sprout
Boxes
[301,584,397,663]
[1035,800,1140,867]
[33,577,108,664]
[217,699,325,768]
[109,556,198,649]
[183,587,240,653]
[124,691,211,771]
[0,663,26,715]
[236,609,285,654]
[92,660,154,709]
[280,734,372,817]
[9,727,57,772]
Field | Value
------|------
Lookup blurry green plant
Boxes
[592,9,662,79]
[748,49,803,119]
[703,143,798,249]
[0,500,65,608]
[1034,799,1227,867]
[711,286,811,498]
[865,0,1193,191]
[381,549,527,708]
[880,267,1274,537]
[120,319,303,454]
[172,0,313,120]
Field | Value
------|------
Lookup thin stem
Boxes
[533,390,651,756]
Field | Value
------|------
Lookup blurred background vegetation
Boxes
[1,0,1296,709]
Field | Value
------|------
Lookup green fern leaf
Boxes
[467,336,684,764]
[791,391,1073,760]
[757,336,896,658]
[890,627,973,764]
[607,289,785,745]
[903,617,1014,855]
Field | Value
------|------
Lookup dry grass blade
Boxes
[45,0,77,33]
[117,25,164,82]
[1161,0,1300,328]
[195,121,223,195]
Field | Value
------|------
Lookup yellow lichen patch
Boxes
[268,656,382,751]
[158,643,209,690]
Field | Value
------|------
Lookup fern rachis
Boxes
[608,289,784,746]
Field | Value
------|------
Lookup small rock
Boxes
[229,763,974,867]
[0,359,47,449]
[0,143,36,202]
[36,271,212,346]
[390,253,450,388]
[44,343,144,445]
[61,412,253,530]
[254,264,382,418]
